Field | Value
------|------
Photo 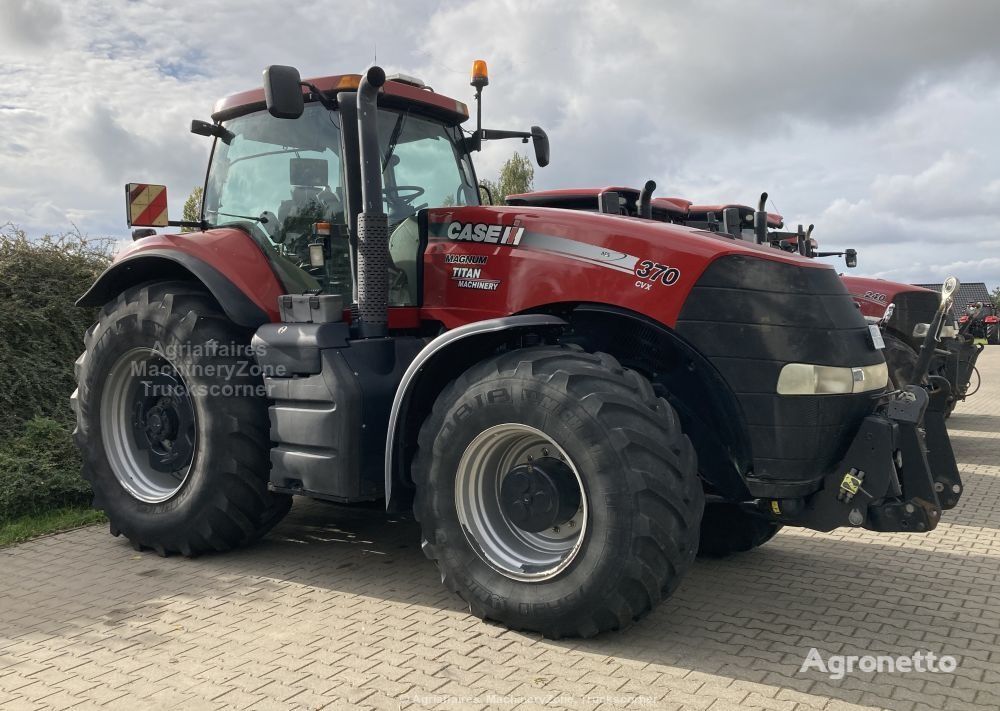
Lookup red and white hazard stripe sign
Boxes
[126,183,169,227]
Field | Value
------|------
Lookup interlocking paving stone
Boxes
[2,349,999,710]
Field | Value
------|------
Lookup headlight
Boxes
[776,362,888,395]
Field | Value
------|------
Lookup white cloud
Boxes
[0,0,64,50]
[0,0,998,291]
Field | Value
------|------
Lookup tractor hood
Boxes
[419,204,839,329]
[840,275,936,320]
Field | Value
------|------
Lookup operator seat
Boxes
[277,186,342,232]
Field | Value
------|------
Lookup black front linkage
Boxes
[755,383,962,534]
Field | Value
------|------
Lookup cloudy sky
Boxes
[2,0,998,287]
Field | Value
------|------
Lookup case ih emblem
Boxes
[126,183,169,227]
[447,221,524,245]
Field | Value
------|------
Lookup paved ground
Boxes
[2,351,999,711]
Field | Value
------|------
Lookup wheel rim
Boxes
[101,348,197,503]
[455,424,588,581]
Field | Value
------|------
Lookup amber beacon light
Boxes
[471,59,489,88]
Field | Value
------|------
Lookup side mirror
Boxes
[264,65,304,119]
[941,275,960,305]
[844,248,857,268]
[531,126,549,167]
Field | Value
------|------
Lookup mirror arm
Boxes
[480,128,533,141]
[300,81,338,112]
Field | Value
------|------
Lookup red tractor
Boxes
[73,63,961,638]
[508,186,979,414]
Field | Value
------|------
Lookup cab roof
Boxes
[212,73,471,125]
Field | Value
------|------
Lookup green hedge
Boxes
[0,226,112,522]
[0,227,112,433]
[0,418,94,523]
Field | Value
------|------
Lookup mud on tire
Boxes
[411,346,704,638]
[72,281,290,555]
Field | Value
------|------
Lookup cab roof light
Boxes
[335,75,361,90]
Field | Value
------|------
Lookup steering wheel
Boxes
[383,185,425,207]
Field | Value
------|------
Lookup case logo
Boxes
[447,222,524,246]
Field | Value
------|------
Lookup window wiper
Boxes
[382,110,409,171]
[217,211,266,222]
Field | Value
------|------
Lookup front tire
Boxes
[72,282,290,556]
[412,346,703,638]
[698,503,781,557]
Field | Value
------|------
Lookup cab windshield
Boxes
[202,102,477,300]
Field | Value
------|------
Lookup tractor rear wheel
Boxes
[71,282,290,556]
[412,346,703,638]
[697,503,781,557]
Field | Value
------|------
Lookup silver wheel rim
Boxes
[455,423,588,581]
[101,348,197,503]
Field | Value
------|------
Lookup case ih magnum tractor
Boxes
[73,63,962,638]
[508,186,979,414]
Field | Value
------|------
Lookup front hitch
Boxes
[759,381,962,533]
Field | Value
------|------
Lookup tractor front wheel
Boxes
[697,503,781,557]
[412,346,703,638]
[72,282,290,556]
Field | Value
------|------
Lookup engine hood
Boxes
[840,274,936,320]
[432,204,826,268]
[420,205,840,329]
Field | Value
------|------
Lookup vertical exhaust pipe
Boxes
[638,180,656,219]
[753,192,768,244]
[356,65,388,338]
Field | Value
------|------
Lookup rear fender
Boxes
[77,250,271,328]
[77,229,285,327]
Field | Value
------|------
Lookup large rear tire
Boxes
[71,282,290,556]
[412,346,704,638]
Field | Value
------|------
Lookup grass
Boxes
[0,507,106,548]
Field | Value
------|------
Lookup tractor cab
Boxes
[128,64,549,316]
[203,85,479,306]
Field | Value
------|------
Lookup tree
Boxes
[181,186,203,232]
[480,153,534,205]
[991,285,1000,308]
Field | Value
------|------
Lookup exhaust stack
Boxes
[638,180,656,219]
[356,65,388,338]
[753,192,768,244]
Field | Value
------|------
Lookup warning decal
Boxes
[126,183,169,227]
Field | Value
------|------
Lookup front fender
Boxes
[384,314,567,510]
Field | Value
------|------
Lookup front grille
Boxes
[676,255,883,491]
